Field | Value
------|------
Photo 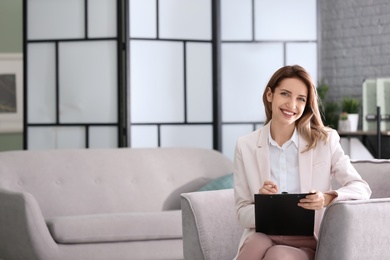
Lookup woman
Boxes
[234,65,371,260]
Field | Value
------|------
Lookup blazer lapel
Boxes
[298,134,313,192]
[255,124,271,184]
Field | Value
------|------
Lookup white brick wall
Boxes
[320,0,390,158]
[320,0,390,101]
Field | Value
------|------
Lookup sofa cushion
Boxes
[46,210,182,244]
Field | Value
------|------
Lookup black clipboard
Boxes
[254,193,314,236]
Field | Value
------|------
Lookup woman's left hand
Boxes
[298,190,325,210]
[298,190,337,210]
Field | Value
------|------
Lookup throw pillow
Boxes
[198,173,234,191]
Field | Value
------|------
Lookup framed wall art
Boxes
[0,53,23,133]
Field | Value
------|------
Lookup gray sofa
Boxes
[0,147,233,260]
[181,160,390,260]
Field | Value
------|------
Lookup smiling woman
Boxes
[233,65,371,260]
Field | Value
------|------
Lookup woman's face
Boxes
[266,78,308,126]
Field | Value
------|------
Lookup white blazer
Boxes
[234,122,371,254]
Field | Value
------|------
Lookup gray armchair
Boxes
[181,160,390,260]
[181,189,243,260]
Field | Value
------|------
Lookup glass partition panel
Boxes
[222,124,254,161]
[160,125,212,148]
[89,126,118,148]
[286,42,318,85]
[27,0,84,40]
[129,0,156,38]
[27,43,56,123]
[186,42,212,122]
[254,0,316,41]
[221,43,284,122]
[130,125,158,148]
[87,0,117,38]
[130,40,184,123]
[28,126,85,150]
[159,0,211,40]
[221,0,252,41]
[255,123,264,129]
[59,41,117,123]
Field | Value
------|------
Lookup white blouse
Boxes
[268,128,300,193]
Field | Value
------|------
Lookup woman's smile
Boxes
[281,109,296,117]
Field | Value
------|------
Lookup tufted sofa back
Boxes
[0,148,233,218]
[351,160,390,198]
[330,160,390,198]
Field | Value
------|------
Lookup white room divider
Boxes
[128,0,318,160]
[24,0,318,158]
[25,0,123,149]
[129,0,214,150]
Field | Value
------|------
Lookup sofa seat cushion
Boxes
[46,210,182,244]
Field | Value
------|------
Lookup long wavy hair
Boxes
[262,65,328,151]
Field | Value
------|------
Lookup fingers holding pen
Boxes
[259,181,278,194]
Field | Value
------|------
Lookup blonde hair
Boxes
[262,65,328,151]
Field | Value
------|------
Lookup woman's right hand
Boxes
[259,181,278,194]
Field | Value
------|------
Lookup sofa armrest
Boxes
[316,198,390,260]
[0,188,57,260]
[181,189,243,260]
